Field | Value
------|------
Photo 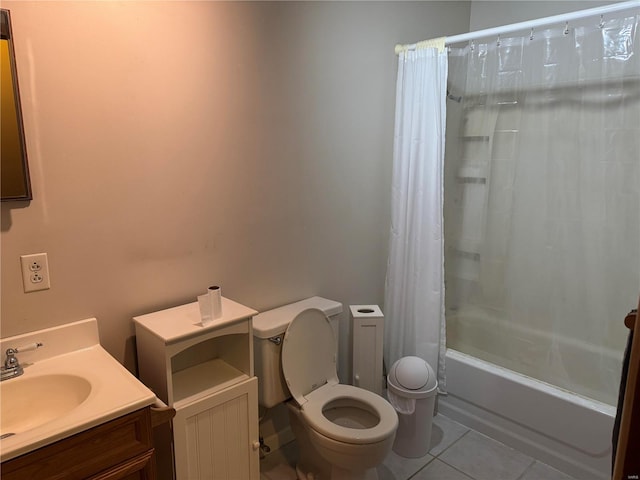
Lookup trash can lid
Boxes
[388,356,437,396]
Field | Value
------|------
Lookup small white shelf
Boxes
[133,296,260,479]
[172,358,249,408]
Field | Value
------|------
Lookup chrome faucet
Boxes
[1,342,43,381]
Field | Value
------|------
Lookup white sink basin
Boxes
[0,318,156,462]
[1,374,92,436]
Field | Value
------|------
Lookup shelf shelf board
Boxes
[172,358,249,408]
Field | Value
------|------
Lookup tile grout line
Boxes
[443,461,478,480]
[432,429,485,480]
[406,454,437,479]
[514,458,538,480]
[420,430,482,479]
[434,427,472,459]
[406,428,472,480]
[435,429,543,480]
[414,456,478,480]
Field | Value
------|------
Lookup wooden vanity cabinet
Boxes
[1,407,155,480]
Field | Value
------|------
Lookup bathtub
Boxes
[438,349,616,480]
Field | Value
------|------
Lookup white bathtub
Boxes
[439,349,616,480]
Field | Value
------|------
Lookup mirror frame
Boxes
[1,8,32,202]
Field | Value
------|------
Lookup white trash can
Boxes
[387,356,438,458]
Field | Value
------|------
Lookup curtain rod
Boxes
[395,0,639,54]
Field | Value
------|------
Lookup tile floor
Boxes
[260,414,576,480]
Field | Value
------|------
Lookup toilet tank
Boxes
[253,296,343,409]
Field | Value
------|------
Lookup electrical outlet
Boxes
[20,253,50,292]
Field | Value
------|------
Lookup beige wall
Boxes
[0,1,471,372]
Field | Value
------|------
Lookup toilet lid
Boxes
[281,308,338,405]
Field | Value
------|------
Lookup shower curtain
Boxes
[444,12,640,405]
[384,46,448,387]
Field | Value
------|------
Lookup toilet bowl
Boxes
[288,385,398,479]
[280,308,398,480]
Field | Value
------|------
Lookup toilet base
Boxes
[287,401,381,480]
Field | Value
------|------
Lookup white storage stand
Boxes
[350,305,384,396]
[134,297,260,480]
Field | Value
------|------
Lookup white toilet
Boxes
[253,297,398,480]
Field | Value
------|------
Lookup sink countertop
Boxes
[0,318,156,462]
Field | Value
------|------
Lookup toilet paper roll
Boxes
[197,286,223,324]
[208,285,222,319]
[197,294,212,324]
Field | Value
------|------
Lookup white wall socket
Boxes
[20,253,51,292]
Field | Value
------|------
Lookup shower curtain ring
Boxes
[497,35,501,47]
[529,28,534,41]
[599,14,605,28]
[564,21,570,35]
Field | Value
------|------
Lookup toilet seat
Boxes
[301,383,398,445]
[281,308,398,446]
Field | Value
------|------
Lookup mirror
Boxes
[1,9,31,201]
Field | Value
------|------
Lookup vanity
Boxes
[134,296,260,480]
[0,319,161,479]
[2,407,155,479]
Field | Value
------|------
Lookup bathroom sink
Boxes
[0,374,92,437]
[0,318,156,462]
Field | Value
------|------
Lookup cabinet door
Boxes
[353,318,384,395]
[173,377,259,480]
[88,450,155,480]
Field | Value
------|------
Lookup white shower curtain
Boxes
[384,47,448,388]
[444,13,639,405]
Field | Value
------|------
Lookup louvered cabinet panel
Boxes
[173,377,259,480]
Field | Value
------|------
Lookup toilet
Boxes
[253,297,398,480]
